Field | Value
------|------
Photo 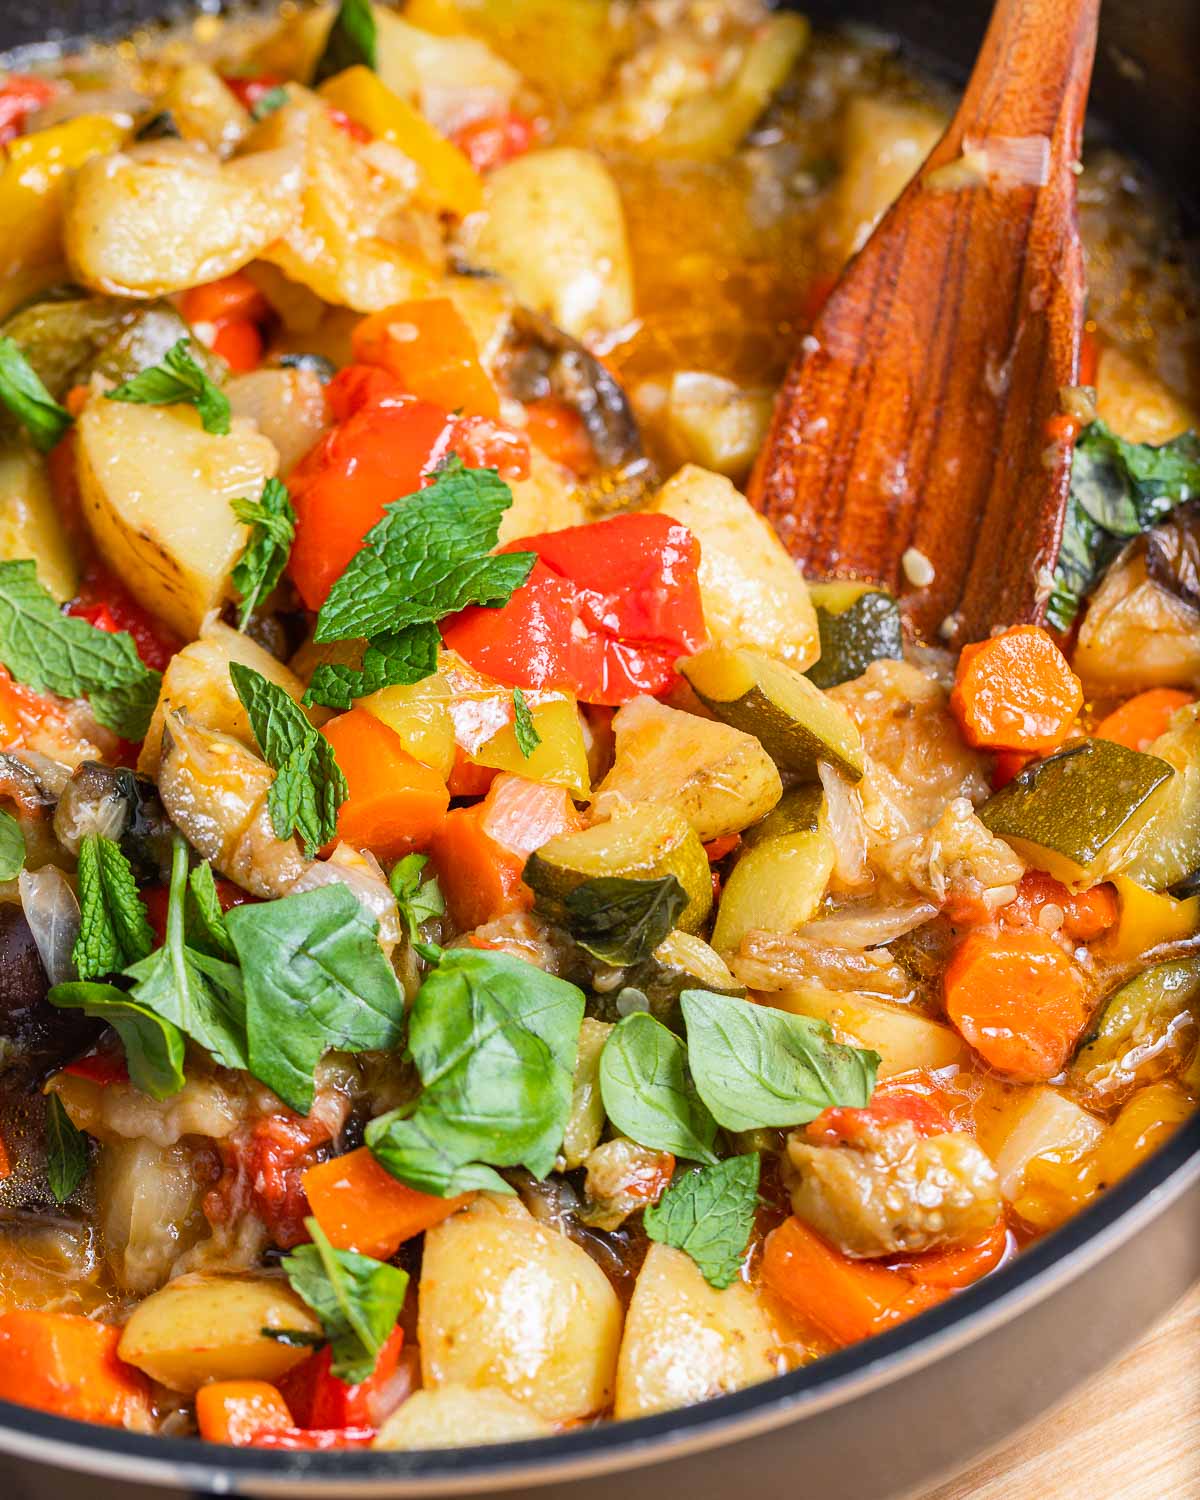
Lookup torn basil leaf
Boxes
[599,1013,719,1163]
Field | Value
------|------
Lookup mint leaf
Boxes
[513,687,540,758]
[0,337,73,452]
[681,990,879,1131]
[186,861,233,959]
[231,479,296,629]
[599,1013,718,1164]
[0,560,161,739]
[106,339,231,435]
[46,1093,88,1204]
[0,808,25,881]
[251,85,289,121]
[47,981,186,1099]
[367,945,584,1197]
[72,833,154,980]
[314,458,534,645]
[643,1154,759,1289]
[282,1218,407,1385]
[313,0,378,86]
[303,624,440,711]
[230,663,346,857]
[225,883,406,1116]
[122,836,248,1072]
[389,852,444,942]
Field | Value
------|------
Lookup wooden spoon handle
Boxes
[750,0,1100,646]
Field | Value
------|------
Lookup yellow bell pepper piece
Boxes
[317,66,482,217]
[0,114,128,282]
[359,675,456,779]
[469,693,590,799]
[1107,875,1200,963]
[403,0,467,34]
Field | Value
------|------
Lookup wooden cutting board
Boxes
[921,1283,1200,1499]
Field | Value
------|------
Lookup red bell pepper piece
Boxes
[0,74,57,146]
[68,569,180,672]
[221,73,285,113]
[62,1046,131,1087]
[441,513,706,705]
[280,1326,405,1430]
[451,111,539,172]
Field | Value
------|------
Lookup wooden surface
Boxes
[922,1282,1200,1499]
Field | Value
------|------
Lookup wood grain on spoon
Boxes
[749,0,1100,647]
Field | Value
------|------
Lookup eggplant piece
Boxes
[1145,500,1200,614]
[1070,956,1200,1100]
[53,762,174,883]
[0,904,101,1075]
[499,306,643,472]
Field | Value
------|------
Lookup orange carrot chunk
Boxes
[321,709,449,861]
[949,625,1083,753]
[429,802,529,932]
[997,870,1119,942]
[943,927,1090,1080]
[0,1311,150,1428]
[1094,688,1194,753]
[888,1215,1010,1290]
[196,1381,293,1446]
[761,1218,948,1348]
[303,1147,470,1261]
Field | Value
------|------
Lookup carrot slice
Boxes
[321,709,449,861]
[196,1381,293,1446]
[943,927,1090,1079]
[1094,688,1194,753]
[303,1147,470,1261]
[0,1312,150,1427]
[761,1218,948,1348]
[950,625,1083,753]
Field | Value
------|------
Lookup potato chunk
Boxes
[593,695,782,841]
[614,1243,777,1419]
[118,1272,321,1392]
[375,1385,552,1450]
[650,466,819,668]
[419,1195,622,1422]
[460,148,634,340]
[75,399,277,639]
[64,140,299,298]
[824,97,945,265]
[0,445,79,602]
[1094,346,1196,446]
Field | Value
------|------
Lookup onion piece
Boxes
[18,866,80,987]
[927,133,1051,192]
[818,763,869,889]
[793,900,937,950]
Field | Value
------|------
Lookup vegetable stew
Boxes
[0,0,1196,1454]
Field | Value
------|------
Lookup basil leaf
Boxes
[0,560,161,740]
[0,808,25,882]
[231,478,296,630]
[313,0,378,87]
[389,852,445,942]
[261,1327,324,1349]
[303,624,441,711]
[123,836,248,1072]
[599,1013,718,1163]
[512,688,540,758]
[367,945,585,1197]
[186,861,234,960]
[0,337,73,452]
[46,1093,88,1204]
[250,85,289,121]
[681,989,878,1131]
[231,663,347,857]
[225,884,406,1116]
[643,1153,760,1289]
[281,1218,407,1385]
[559,874,687,967]
[314,457,534,645]
[47,981,186,1099]
[72,833,154,980]
[106,339,231,436]
[1048,421,1200,630]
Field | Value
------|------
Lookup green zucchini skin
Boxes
[807,587,903,690]
[1071,956,1200,1097]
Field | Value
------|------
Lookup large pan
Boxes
[0,3,1197,1497]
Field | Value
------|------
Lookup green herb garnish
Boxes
[313,0,378,86]
[106,339,231,435]
[231,478,296,630]
[46,1094,89,1204]
[644,1154,760,1289]
[0,337,73,452]
[599,1013,718,1163]
[389,852,445,942]
[512,687,540,758]
[72,833,154,981]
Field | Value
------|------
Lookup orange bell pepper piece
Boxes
[352,298,500,420]
[196,1381,293,1446]
[321,709,449,861]
[303,1146,470,1261]
[891,1216,1011,1290]
[0,1311,150,1428]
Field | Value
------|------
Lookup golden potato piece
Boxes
[374,1385,553,1450]
[118,1273,322,1393]
[0,445,79,602]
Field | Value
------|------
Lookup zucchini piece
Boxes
[592,696,782,842]
[978,738,1175,886]
[1119,705,1200,892]
[711,797,835,954]
[1070,957,1200,1099]
[524,804,712,939]
[682,647,864,781]
[807,584,903,691]
[741,785,823,850]
[636,930,742,998]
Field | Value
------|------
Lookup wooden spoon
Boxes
[748,0,1100,647]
